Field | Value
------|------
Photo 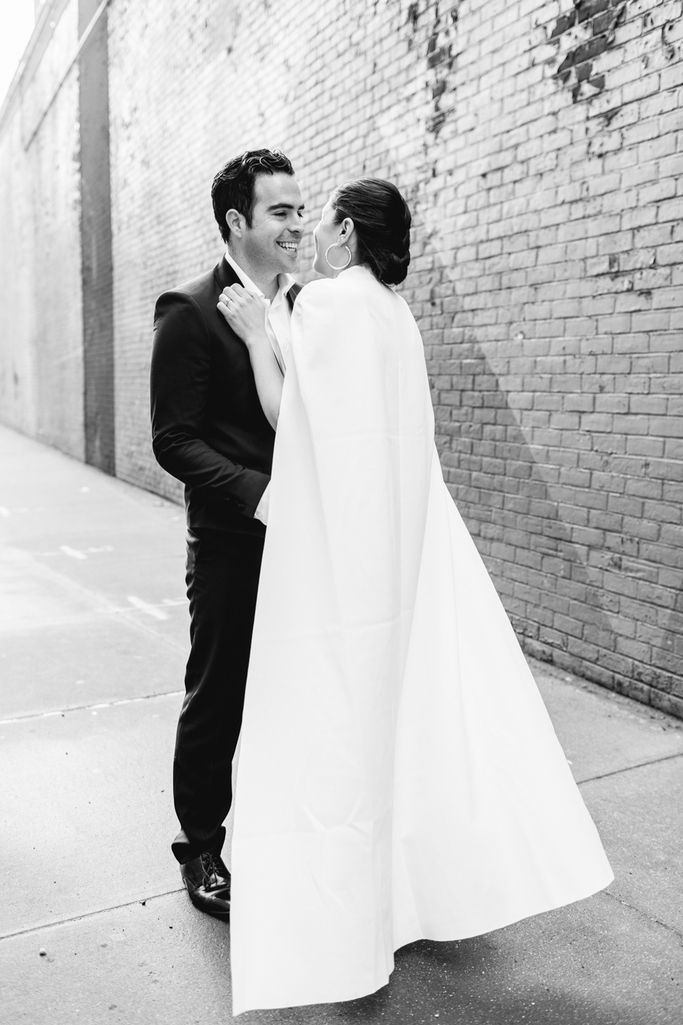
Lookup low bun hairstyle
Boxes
[331,178,411,286]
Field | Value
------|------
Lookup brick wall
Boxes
[1,0,682,715]
[0,0,84,457]
[413,0,683,718]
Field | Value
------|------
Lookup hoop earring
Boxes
[325,242,352,271]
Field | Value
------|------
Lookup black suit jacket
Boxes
[150,256,299,536]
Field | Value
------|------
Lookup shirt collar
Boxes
[225,250,294,304]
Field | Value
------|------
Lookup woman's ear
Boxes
[338,216,355,244]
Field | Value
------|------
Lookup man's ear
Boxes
[226,208,245,238]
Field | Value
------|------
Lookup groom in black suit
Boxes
[150,150,305,919]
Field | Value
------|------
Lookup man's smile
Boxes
[276,240,298,252]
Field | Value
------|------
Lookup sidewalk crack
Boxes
[0,889,185,942]
[577,750,683,785]
[601,889,683,945]
[0,689,184,726]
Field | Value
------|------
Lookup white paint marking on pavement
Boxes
[126,595,169,620]
[0,507,9,517]
[60,545,87,560]
[41,546,112,557]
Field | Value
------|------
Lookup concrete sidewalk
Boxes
[0,422,682,1025]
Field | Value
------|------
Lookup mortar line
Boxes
[0,689,184,726]
[0,888,185,942]
[577,750,683,785]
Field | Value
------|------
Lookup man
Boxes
[150,149,305,919]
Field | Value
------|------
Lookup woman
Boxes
[218,180,613,1015]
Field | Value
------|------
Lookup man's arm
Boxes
[150,290,270,518]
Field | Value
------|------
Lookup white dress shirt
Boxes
[224,251,294,524]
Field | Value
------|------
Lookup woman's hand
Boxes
[218,284,269,349]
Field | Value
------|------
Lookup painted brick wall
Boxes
[1,0,682,715]
[0,0,84,457]
[412,0,683,718]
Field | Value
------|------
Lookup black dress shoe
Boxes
[180,851,231,920]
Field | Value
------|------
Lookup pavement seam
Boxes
[1,608,189,652]
[0,689,185,726]
[0,540,188,653]
[1,607,188,645]
[600,889,683,945]
[0,889,185,942]
[576,750,683,785]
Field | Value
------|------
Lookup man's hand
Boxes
[218,285,269,349]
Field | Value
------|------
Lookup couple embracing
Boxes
[150,149,612,1015]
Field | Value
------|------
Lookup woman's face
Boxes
[312,197,344,277]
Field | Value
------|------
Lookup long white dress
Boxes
[229,265,613,1015]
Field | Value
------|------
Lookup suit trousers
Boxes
[172,528,264,863]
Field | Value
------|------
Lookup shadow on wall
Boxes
[387,0,683,711]
[433,336,618,677]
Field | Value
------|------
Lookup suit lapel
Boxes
[214,255,241,293]
[215,256,301,364]
[214,256,248,344]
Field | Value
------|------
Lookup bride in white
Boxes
[218,178,613,1015]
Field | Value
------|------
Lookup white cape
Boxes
[229,266,613,1015]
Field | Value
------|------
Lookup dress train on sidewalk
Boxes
[227,267,613,1014]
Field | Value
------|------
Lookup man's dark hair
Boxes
[211,149,295,244]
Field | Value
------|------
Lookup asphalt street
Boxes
[1,422,682,1025]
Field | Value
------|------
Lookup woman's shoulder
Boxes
[296,276,339,306]
[296,267,387,314]
[297,272,393,332]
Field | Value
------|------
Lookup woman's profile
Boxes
[218,178,613,1015]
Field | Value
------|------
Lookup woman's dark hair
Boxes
[331,178,411,285]
[211,149,294,244]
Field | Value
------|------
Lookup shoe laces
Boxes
[199,851,228,890]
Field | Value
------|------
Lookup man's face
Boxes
[239,173,305,277]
